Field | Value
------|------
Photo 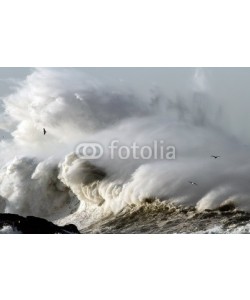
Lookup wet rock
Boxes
[0,213,80,234]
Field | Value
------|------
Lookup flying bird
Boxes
[188,181,198,186]
[211,155,220,159]
[43,128,47,135]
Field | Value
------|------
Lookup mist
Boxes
[0,67,250,220]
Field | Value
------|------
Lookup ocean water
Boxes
[1,68,250,233]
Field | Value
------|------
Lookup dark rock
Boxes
[61,224,80,234]
[0,213,80,234]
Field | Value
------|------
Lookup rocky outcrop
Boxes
[0,213,80,234]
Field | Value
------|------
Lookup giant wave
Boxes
[1,68,250,231]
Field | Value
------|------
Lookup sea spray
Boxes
[0,68,250,226]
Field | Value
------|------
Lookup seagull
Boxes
[188,181,198,186]
[211,155,220,159]
[43,128,47,135]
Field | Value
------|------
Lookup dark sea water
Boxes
[80,202,250,234]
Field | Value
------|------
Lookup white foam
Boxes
[0,68,250,225]
[0,225,21,234]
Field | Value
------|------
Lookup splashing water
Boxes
[0,68,250,231]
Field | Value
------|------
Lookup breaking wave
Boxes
[1,67,250,231]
